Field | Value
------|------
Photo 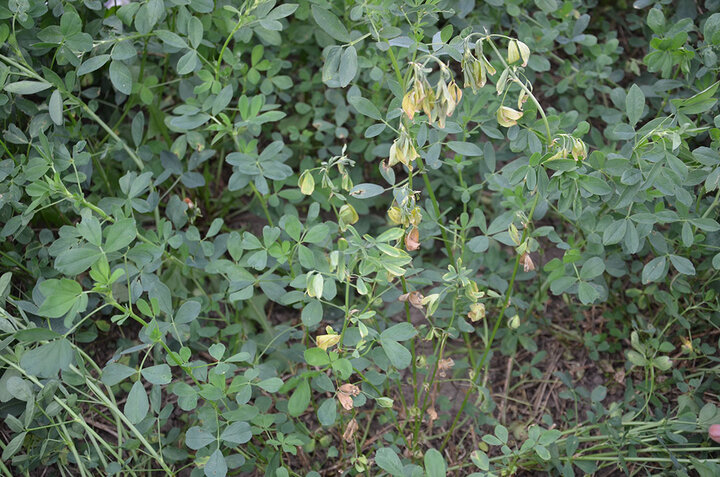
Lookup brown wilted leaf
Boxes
[337,383,360,411]
[405,227,420,251]
[437,358,455,378]
[343,418,359,442]
[468,302,485,322]
[398,291,424,310]
[521,252,535,272]
[339,383,360,396]
[337,392,353,410]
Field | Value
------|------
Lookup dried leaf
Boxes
[343,418,359,442]
[405,227,420,251]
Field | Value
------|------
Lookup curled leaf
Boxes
[317,334,340,351]
[468,303,485,322]
[398,290,424,310]
[507,39,530,67]
[497,106,523,128]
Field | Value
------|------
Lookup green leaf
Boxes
[257,378,283,393]
[653,355,672,371]
[669,254,695,275]
[317,398,337,426]
[156,29,187,49]
[578,175,612,195]
[124,380,149,424]
[535,444,551,460]
[627,350,646,366]
[102,362,137,386]
[2,432,26,461]
[208,343,225,360]
[448,141,483,156]
[287,378,310,417]
[424,449,447,477]
[4,81,52,95]
[185,426,215,450]
[380,323,416,341]
[177,50,198,75]
[175,301,201,324]
[470,450,489,471]
[690,218,720,232]
[78,54,110,75]
[104,218,137,252]
[304,223,329,244]
[301,300,323,327]
[642,256,667,284]
[220,421,252,444]
[311,5,351,42]
[339,46,357,87]
[647,8,665,33]
[348,95,382,120]
[380,338,411,369]
[19,339,74,378]
[375,447,404,476]
[304,347,330,367]
[49,90,63,125]
[626,84,645,127]
[671,81,719,114]
[6,377,33,401]
[577,281,600,304]
[204,449,227,477]
[37,279,83,318]
[495,424,508,443]
[109,60,132,95]
[349,182,384,199]
[579,257,605,280]
[603,219,627,245]
[591,385,607,402]
[141,364,171,385]
[55,246,103,275]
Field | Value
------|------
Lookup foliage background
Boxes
[1,0,720,475]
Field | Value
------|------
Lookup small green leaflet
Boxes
[311,5,351,43]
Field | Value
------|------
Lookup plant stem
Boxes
[441,191,540,450]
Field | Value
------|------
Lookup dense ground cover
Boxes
[1,0,720,475]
